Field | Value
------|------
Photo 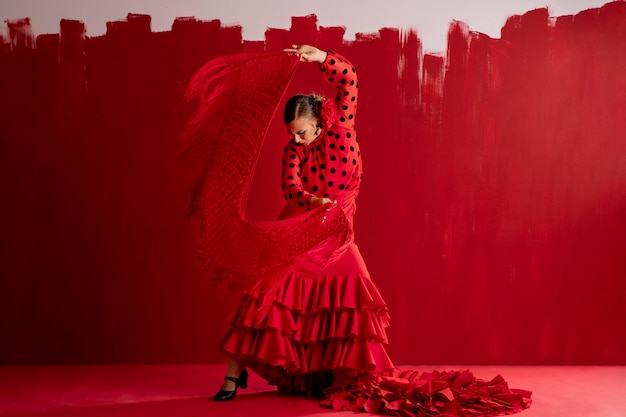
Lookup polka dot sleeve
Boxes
[281,140,314,209]
[319,51,358,128]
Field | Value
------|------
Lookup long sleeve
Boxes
[281,141,315,209]
[318,51,362,190]
[319,51,358,128]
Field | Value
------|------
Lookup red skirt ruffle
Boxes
[218,243,395,395]
[321,369,532,416]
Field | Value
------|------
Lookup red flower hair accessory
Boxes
[320,98,338,129]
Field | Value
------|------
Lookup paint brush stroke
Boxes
[0,2,625,365]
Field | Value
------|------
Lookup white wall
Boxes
[0,0,613,52]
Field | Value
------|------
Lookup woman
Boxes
[179,44,531,415]
[213,44,394,400]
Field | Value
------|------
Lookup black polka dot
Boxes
[340,79,346,84]
[290,154,296,159]
[319,174,325,181]
[343,91,349,96]
[350,80,355,86]
[342,69,348,74]
[329,143,335,149]
[281,171,285,176]
[288,193,293,199]
[312,185,319,192]
[346,133,351,138]
[351,67,355,72]
[352,159,357,165]
[330,59,336,65]
[340,117,346,123]
[339,184,345,190]
[342,105,348,110]
[349,114,354,120]
[342,171,347,176]
[339,145,345,151]
[328,181,334,187]
[342,157,348,163]
[289,163,295,168]
[323,193,330,197]
[303,177,308,183]
[350,146,355,152]
[288,175,293,180]
[320,163,326,169]
[311,166,317,172]
[298,202,304,207]
[334,133,340,139]
[282,183,286,188]
[330,155,336,161]
[327,131,333,136]
[328,77,334,82]
[331,69,336,75]
[330,167,336,174]
[351,96,356,102]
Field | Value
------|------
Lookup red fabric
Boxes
[322,369,532,416]
[322,370,531,417]
[219,243,394,390]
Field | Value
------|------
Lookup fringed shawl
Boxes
[175,51,352,292]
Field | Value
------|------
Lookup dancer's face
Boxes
[286,117,320,146]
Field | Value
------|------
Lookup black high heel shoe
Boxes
[213,368,248,401]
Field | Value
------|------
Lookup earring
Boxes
[315,127,320,136]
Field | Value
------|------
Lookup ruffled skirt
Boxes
[218,243,532,415]
[219,243,394,395]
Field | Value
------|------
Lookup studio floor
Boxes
[1,364,625,417]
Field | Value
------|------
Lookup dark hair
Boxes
[283,94,323,124]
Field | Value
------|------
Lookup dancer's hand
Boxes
[283,44,327,64]
[310,197,336,207]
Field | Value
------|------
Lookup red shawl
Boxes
[175,51,351,292]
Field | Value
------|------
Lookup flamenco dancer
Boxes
[177,44,532,416]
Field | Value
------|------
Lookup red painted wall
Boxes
[1,3,625,365]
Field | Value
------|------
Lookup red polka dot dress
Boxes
[279,51,363,222]
[219,50,395,395]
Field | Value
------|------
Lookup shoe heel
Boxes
[240,368,249,389]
